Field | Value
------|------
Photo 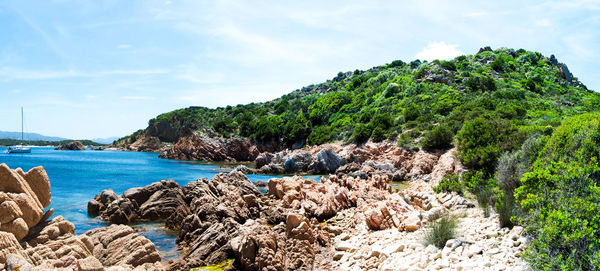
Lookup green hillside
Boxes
[118,47,597,160]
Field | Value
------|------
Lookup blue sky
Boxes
[0,0,598,139]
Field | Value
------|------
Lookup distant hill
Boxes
[0,131,69,142]
[90,137,119,144]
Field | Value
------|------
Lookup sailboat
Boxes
[6,107,31,154]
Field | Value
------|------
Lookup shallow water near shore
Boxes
[0,147,318,260]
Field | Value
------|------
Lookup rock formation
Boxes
[55,141,86,150]
[88,179,186,224]
[159,133,259,161]
[0,164,52,240]
[0,164,164,270]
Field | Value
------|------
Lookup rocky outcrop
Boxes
[242,142,459,183]
[230,216,331,271]
[266,176,357,221]
[159,133,259,161]
[0,165,164,270]
[0,164,52,240]
[55,141,85,150]
[85,224,162,267]
[88,180,186,224]
[167,171,262,269]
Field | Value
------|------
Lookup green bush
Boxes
[403,104,420,122]
[307,126,332,146]
[440,60,456,71]
[456,117,517,171]
[352,123,371,144]
[517,162,600,270]
[491,57,505,71]
[434,173,462,194]
[421,124,454,150]
[515,114,600,270]
[494,191,517,228]
[424,215,458,249]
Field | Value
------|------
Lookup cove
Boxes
[0,147,316,260]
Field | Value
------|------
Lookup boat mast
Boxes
[21,107,24,145]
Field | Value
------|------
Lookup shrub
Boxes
[491,57,505,71]
[440,60,457,71]
[496,134,545,194]
[307,126,332,145]
[494,191,517,228]
[475,186,493,217]
[456,117,517,171]
[464,77,480,91]
[403,104,420,122]
[515,114,600,270]
[424,215,458,249]
[352,123,371,144]
[517,162,600,270]
[434,173,462,194]
[371,126,387,142]
[421,124,454,150]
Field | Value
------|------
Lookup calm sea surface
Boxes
[0,147,308,260]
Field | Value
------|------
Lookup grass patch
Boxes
[191,259,234,271]
[424,215,458,249]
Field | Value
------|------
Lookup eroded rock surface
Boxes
[159,133,259,161]
[88,180,186,224]
[0,164,52,240]
[0,164,164,271]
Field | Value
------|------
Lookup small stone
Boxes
[424,244,438,254]
[382,243,405,255]
[77,256,105,271]
[486,248,500,255]
[336,241,356,252]
[333,252,344,261]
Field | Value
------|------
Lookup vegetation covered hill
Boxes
[117,47,596,159]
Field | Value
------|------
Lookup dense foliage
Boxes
[515,113,600,270]
[117,48,598,155]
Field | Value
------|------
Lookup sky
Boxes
[0,0,598,139]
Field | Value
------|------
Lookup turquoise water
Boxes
[0,147,302,260]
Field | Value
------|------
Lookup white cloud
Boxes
[175,64,226,84]
[415,42,464,61]
[535,18,552,27]
[117,44,132,49]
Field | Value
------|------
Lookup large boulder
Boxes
[88,180,186,224]
[314,149,342,173]
[0,164,51,240]
[84,224,162,267]
[267,176,356,221]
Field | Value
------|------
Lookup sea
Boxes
[0,147,313,260]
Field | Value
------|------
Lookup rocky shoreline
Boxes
[88,142,527,270]
[1,141,531,270]
[0,163,163,270]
